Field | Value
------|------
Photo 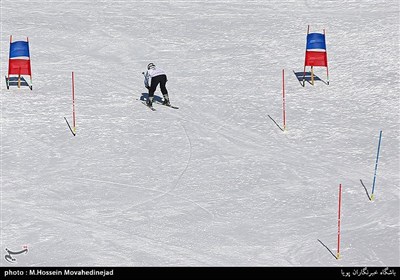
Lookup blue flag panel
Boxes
[10,41,30,58]
[306,33,326,50]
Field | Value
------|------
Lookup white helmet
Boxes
[147,63,155,70]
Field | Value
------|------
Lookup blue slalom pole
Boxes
[371,130,382,201]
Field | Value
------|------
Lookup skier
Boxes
[143,63,170,107]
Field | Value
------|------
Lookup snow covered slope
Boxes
[1,0,399,266]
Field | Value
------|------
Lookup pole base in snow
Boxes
[336,253,340,260]
[370,194,375,201]
[64,117,76,136]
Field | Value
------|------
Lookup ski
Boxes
[136,98,177,110]
[141,101,156,111]
[154,101,179,109]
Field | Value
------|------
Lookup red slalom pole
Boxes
[72,71,76,133]
[337,183,342,259]
[282,69,286,131]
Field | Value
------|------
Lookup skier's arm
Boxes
[144,71,150,89]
